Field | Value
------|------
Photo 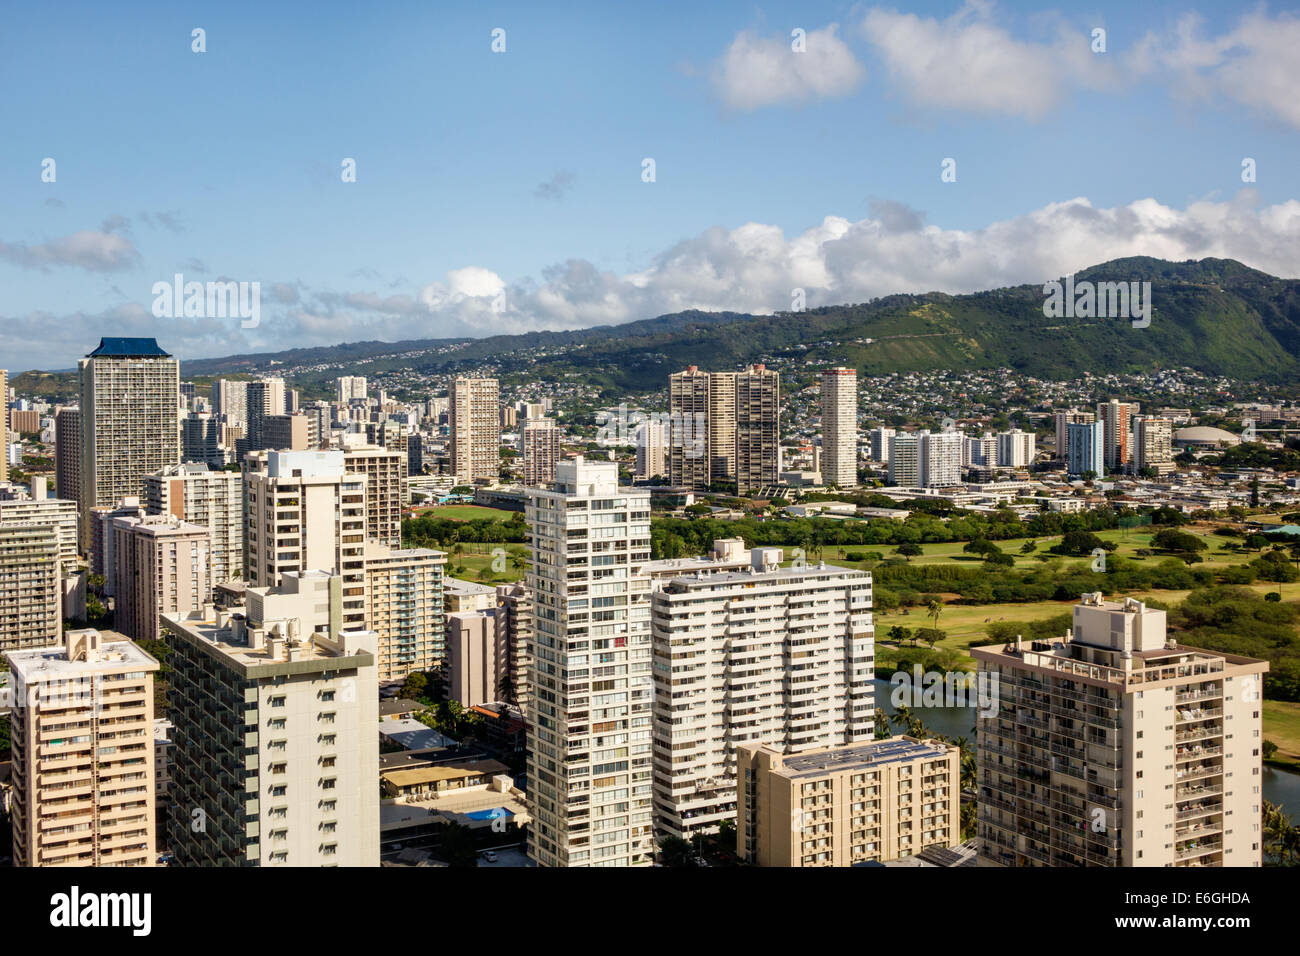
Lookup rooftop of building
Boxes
[87,336,171,358]
[769,736,955,779]
[659,557,868,592]
[444,577,498,597]
[5,631,159,681]
[381,759,511,789]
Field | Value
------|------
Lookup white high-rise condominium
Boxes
[921,430,963,487]
[450,377,501,482]
[78,338,180,542]
[214,379,250,425]
[996,429,1036,468]
[525,457,654,867]
[820,367,857,488]
[651,548,874,838]
[869,426,895,463]
[336,375,367,403]
[966,432,997,468]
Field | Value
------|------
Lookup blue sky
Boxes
[2,0,1299,369]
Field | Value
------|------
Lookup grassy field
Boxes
[412,504,516,521]
[1264,700,1300,773]
[808,523,1255,574]
[442,543,527,585]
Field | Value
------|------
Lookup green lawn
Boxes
[413,504,516,521]
[1264,700,1300,773]
[443,543,527,584]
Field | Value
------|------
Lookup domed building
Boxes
[1172,425,1241,449]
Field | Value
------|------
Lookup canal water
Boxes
[872,678,1300,822]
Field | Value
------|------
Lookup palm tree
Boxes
[890,704,913,732]
[926,598,943,633]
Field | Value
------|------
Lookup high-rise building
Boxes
[0,523,62,653]
[181,412,226,467]
[667,367,712,490]
[244,450,368,630]
[651,550,875,838]
[496,582,533,713]
[407,433,423,476]
[1054,409,1095,460]
[0,491,79,578]
[635,419,667,481]
[1133,415,1175,476]
[78,338,180,545]
[342,444,406,548]
[260,413,311,452]
[6,630,160,867]
[90,496,144,594]
[920,430,963,487]
[966,432,998,468]
[668,365,779,494]
[55,406,80,503]
[163,572,380,867]
[1097,400,1139,473]
[144,463,245,585]
[112,514,212,642]
[213,379,250,424]
[974,593,1268,867]
[521,416,562,486]
[0,368,6,483]
[887,432,920,486]
[446,607,510,708]
[525,457,654,867]
[336,375,367,403]
[737,736,960,867]
[364,541,446,682]
[1066,421,1106,477]
[820,367,858,488]
[449,377,501,482]
[869,426,895,464]
[996,429,1037,469]
[245,378,289,453]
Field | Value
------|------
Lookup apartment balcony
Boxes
[1175,839,1223,863]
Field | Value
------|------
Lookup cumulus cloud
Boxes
[861,1,1118,118]
[0,228,140,272]
[713,23,865,109]
[1132,10,1300,128]
[9,191,1300,371]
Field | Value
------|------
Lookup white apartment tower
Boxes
[651,550,875,838]
[820,367,858,488]
[525,457,654,867]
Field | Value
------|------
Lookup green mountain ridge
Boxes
[13,257,1300,400]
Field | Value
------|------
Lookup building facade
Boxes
[820,367,858,488]
[449,377,501,482]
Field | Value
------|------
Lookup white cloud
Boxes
[0,228,140,272]
[860,2,1117,118]
[1133,10,1300,129]
[9,191,1300,371]
[713,24,865,110]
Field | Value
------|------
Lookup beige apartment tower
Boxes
[111,514,212,642]
[343,444,406,547]
[820,367,858,488]
[364,541,446,682]
[668,365,779,494]
[974,593,1269,867]
[737,737,961,867]
[521,416,562,487]
[144,462,245,586]
[244,450,368,630]
[651,551,875,838]
[525,457,654,867]
[77,338,180,545]
[1133,415,1175,477]
[449,377,501,482]
[6,629,160,867]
